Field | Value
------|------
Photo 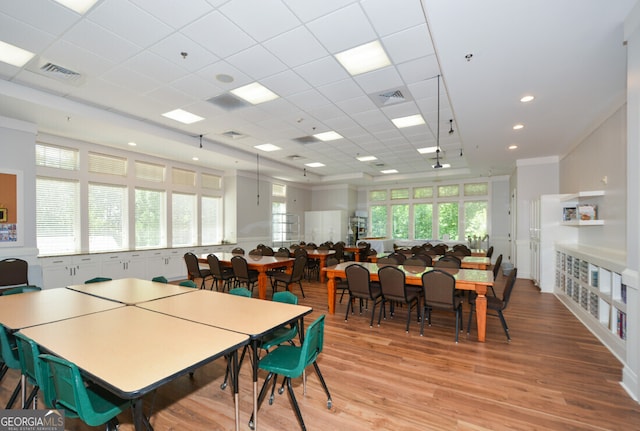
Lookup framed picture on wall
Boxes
[0,208,6,222]
[0,169,23,246]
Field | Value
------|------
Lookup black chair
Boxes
[207,253,235,292]
[413,253,433,266]
[420,269,464,342]
[486,246,494,259]
[344,264,382,328]
[488,254,503,296]
[248,248,263,256]
[270,254,306,298]
[0,258,28,289]
[468,267,518,342]
[434,255,461,269]
[387,252,406,264]
[183,252,213,289]
[231,255,258,293]
[377,265,420,333]
[231,247,245,255]
[403,257,427,268]
[326,257,349,303]
[431,244,447,255]
[453,244,472,256]
[332,242,345,262]
[375,256,398,265]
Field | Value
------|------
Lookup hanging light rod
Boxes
[433,74,443,169]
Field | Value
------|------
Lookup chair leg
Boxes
[345,296,352,321]
[297,281,305,298]
[6,380,21,409]
[377,299,385,326]
[466,304,475,335]
[369,299,378,328]
[405,301,413,333]
[497,310,511,341]
[285,377,307,431]
[312,361,332,408]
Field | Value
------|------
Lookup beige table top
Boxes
[140,290,312,338]
[0,287,124,330]
[202,252,294,266]
[67,278,197,305]
[20,306,248,398]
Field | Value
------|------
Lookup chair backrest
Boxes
[500,267,518,309]
[231,247,245,255]
[179,280,198,288]
[278,247,290,254]
[447,249,468,257]
[332,242,345,260]
[14,332,58,409]
[0,323,20,370]
[290,254,307,282]
[2,285,41,295]
[486,246,494,258]
[388,252,406,263]
[0,258,29,287]
[206,254,225,278]
[378,265,407,300]
[403,257,427,268]
[493,254,503,280]
[376,257,398,265]
[326,256,339,267]
[261,246,275,256]
[422,269,458,309]
[292,315,325,377]
[248,248,263,256]
[453,244,472,255]
[345,264,371,296]
[431,244,447,255]
[183,252,203,279]
[151,276,168,283]
[274,250,290,258]
[84,277,112,284]
[357,243,371,260]
[272,290,298,305]
[413,253,433,266]
[434,255,461,269]
[293,247,308,258]
[229,287,252,297]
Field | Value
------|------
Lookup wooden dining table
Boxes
[199,253,294,299]
[297,249,335,282]
[323,262,494,342]
[369,253,490,270]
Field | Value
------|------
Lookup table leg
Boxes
[132,398,149,431]
[475,289,487,342]
[257,269,268,300]
[327,275,336,314]
[318,256,327,283]
[251,339,259,430]
[231,349,240,431]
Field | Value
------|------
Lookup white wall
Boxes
[491,177,511,263]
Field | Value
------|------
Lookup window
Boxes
[391,204,409,239]
[135,188,166,249]
[438,184,459,198]
[172,168,196,186]
[202,196,222,244]
[369,190,387,201]
[370,205,387,237]
[36,144,78,170]
[172,193,197,246]
[88,183,128,252]
[202,173,222,190]
[272,183,286,197]
[135,161,164,182]
[414,203,433,239]
[391,188,409,200]
[89,152,127,176]
[438,202,459,240]
[36,177,80,254]
[464,182,488,196]
[464,201,488,239]
[413,186,433,199]
[272,184,287,242]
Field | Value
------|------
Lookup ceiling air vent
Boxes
[26,58,85,86]
[221,130,245,139]
[369,86,413,107]
[293,136,320,145]
[287,155,305,160]
[207,94,248,111]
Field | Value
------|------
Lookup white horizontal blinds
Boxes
[202,173,222,190]
[135,188,166,249]
[202,196,221,245]
[172,192,196,246]
[370,190,387,201]
[36,177,80,255]
[88,152,127,176]
[438,184,459,197]
[172,168,196,186]
[272,183,286,197]
[413,186,433,199]
[391,188,409,199]
[88,183,128,252]
[35,143,79,170]
[135,161,165,182]
[464,182,488,196]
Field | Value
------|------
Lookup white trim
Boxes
[516,156,560,167]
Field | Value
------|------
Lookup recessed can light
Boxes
[508,145,518,150]
[513,124,524,130]
[520,95,534,102]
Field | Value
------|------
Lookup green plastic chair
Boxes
[84,277,112,284]
[2,285,41,295]
[38,354,131,429]
[179,280,198,289]
[249,315,332,430]
[151,276,168,284]
[228,287,252,297]
[0,324,23,408]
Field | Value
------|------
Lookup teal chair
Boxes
[220,286,254,390]
[84,277,112,284]
[39,354,131,429]
[151,276,168,284]
[228,287,252,297]
[249,315,332,430]
[2,285,41,295]
[14,332,58,410]
[179,280,198,288]
[0,324,23,408]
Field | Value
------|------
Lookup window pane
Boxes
[36,144,79,170]
[438,184,459,198]
[172,168,196,186]
[202,196,222,245]
[391,188,409,200]
[36,177,80,254]
[369,190,387,201]
[88,152,127,176]
[414,203,433,240]
[89,183,128,252]
[172,193,197,246]
[272,202,287,242]
[135,161,165,182]
[464,182,488,196]
[272,184,286,197]
[464,201,488,239]
[370,205,387,237]
[135,188,166,249]
[438,202,459,240]
[202,173,222,190]
[391,204,409,239]
[413,186,433,199]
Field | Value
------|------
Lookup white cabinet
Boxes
[40,255,101,289]
[101,252,149,280]
[148,248,187,280]
[304,210,345,244]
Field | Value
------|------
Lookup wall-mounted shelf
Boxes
[561,190,605,226]
[560,190,605,201]
[561,219,605,226]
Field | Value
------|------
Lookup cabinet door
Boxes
[41,258,75,289]
[73,256,102,284]
[125,253,148,279]
[101,254,127,279]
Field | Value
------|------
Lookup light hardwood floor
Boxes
[2,273,639,430]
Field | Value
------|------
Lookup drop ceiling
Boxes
[0,0,635,185]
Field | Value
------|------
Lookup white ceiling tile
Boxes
[145,86,196,108]
[63,20,141,63]
[293,56,349,87]
[88,0,173,48]
[354,66,403,93]
[287,89,331,111]
[69,78,148,111]
[123,51,188,83]
[307,3,377,53]
[170,74,223,99]
[130,0,214,29]
[226,44,288,80]
[383,24,433,65]
[182,11,255,59]
[220,0,300,42]
[380,101,421,119]
[0,2,79,37]
[0,12,56,52]
[351,109,389,127]
[13,69,73,97]
[335,95,377,113]
[101,66,162,93]
[361,0,427,37]
[282,0,358,22]
[261,70,311,97]
[307,103,345,122]
[317,79,365,103]
[40,39,116,77]
[397,55,439,85]
[263,26,328,68]
[149,33,219,72]
[196,60,253,90]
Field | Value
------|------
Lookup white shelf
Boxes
[560,190,605,201]
[561,219,605,226]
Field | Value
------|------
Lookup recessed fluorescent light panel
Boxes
[230,82,279,105]
[53,0,99,14]
[312,131,343,142]
[417,146,438,154]
[392,114,425,129]
[381,169,398,174]
[335,40,391,76]
[161,109,204,124]
[0,40,35,67]
[357,156,377,162]
[305,162,325,168]
[254,143,281,152]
